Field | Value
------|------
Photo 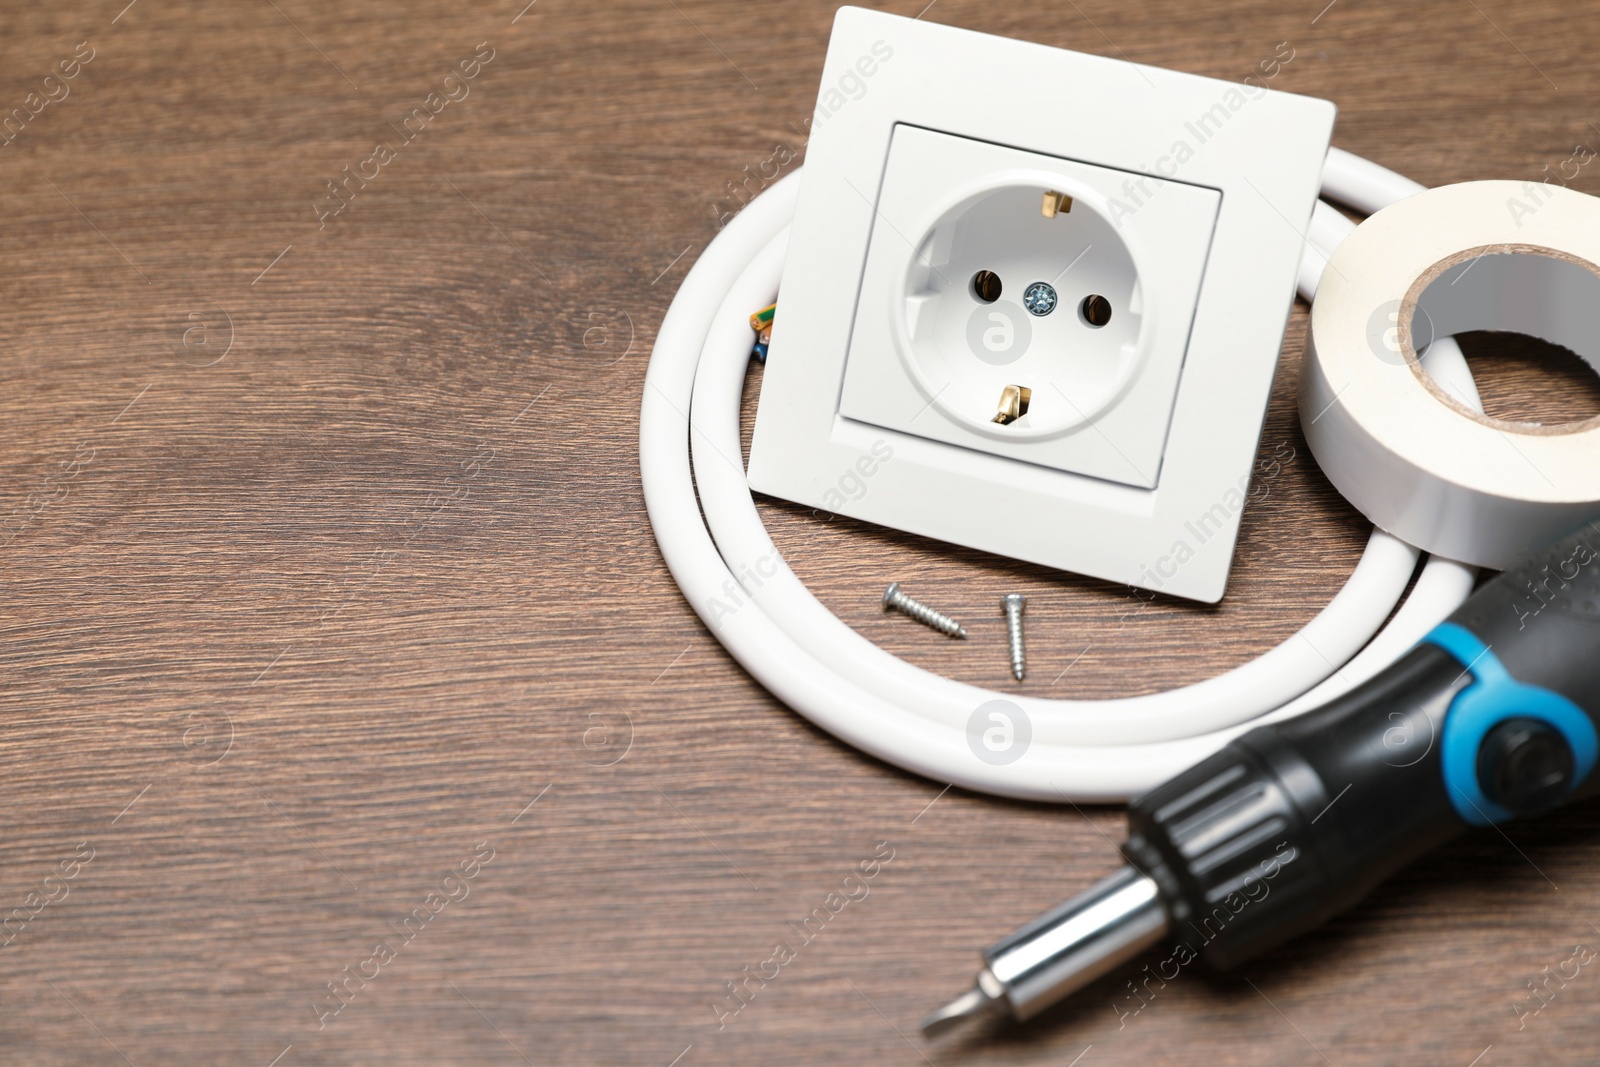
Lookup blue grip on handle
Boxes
[1425,622,1598,826]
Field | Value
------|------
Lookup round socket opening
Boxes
[898,180,1147,437]
[1080,294,1112,327]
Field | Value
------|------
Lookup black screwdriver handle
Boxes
[1121,524,1600,970]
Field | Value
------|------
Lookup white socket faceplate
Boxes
[839,124,1221,488]
[746,8,1335,601]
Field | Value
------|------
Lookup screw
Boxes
[883,582,968,639]
[1022,281,1058,316]
[1002,594,1027,681]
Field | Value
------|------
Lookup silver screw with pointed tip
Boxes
[1002,594,1027,681]
[883,582,968,639]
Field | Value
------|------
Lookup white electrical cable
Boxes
[641,150,1482,802]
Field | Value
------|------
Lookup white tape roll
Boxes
[1301,180,1600,568]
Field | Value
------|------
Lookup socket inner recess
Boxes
[901,178,1145,437]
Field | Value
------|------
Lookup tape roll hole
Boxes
[1453,332,1600,425]
[1403,248,1600,432]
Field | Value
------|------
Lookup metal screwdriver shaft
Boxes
[883,582,968,638]
[1002,594,1026,680]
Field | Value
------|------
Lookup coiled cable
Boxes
[640,148,1482,801]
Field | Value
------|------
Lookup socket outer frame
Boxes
[745,6,1336,602]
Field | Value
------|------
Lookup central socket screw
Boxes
[1022,282,1057,316]
[1002,594,1027,681]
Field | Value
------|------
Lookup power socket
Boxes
[838,123,1220,488]
[747,8,1334,601]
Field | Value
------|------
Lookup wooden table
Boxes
[4,1,1600,1063]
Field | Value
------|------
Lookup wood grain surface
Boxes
[4,1,1600,1064]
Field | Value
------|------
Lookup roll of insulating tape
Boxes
[1301,180,1600,567]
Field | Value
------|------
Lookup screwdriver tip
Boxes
[919,981,1003,1039]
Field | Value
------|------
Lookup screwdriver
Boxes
[923,524,1600,1037]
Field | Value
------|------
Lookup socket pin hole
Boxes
[1080,294,1112,327]
[972,270,1002,303]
